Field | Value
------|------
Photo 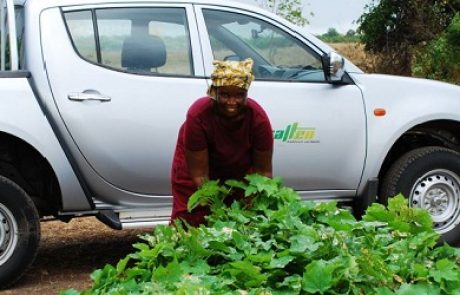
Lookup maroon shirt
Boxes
[171,96,273,226]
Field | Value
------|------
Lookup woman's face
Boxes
[215,86,248,118]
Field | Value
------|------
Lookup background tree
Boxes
[346,29,357,38]
[413,12,460,83]
[255,0,310,26]
[323,28,340,40]
[358,0,459,76]
[318,28,342,43]
[318,28,360,43]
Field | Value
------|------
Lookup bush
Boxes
[62,175,460,295]
[358,0,458,76]
[413,13,460,84]
[447,12,460,48]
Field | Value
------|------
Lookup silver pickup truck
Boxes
[2,0,460,288]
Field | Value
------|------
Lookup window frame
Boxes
[61,9,99,63]
[61,4,198,78]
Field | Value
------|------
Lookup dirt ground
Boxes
[0,217,151,295]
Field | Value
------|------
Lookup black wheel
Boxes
[0,176,40,289]
[381,146,460,245]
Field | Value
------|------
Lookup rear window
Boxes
[63,7,194,76]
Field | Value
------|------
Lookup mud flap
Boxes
[353,178,378,219]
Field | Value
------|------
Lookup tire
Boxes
[0,176,40,289]
[380,146,460,245]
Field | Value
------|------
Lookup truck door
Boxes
[41,5,206,195]
[196,7,366,198]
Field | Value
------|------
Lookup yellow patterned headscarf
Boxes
[207,58,255,99]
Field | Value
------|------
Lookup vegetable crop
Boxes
[62,174,460,294]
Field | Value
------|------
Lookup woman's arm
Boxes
[185,148,209,187]
[252,149,273,178]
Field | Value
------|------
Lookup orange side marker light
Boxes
[374,108,386,117]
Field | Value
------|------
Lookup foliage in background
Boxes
[329,42,378,73]
[358,0,460,77]
[317,28,361,43]
[413,12,460,84]
[254,0,311,27]
[62,175,460,295]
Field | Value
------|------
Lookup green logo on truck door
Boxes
[273,122,319,143]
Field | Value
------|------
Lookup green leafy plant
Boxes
[62,174,460,295]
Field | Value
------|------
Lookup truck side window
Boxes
[203,9,325,82]
[64,8,193,76]
[64,10,98,63]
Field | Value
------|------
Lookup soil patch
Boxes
[1,217,151,295]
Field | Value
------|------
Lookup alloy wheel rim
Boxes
[410,169,460,234]
[0,203,18,265]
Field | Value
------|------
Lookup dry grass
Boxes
[329,42,377,73]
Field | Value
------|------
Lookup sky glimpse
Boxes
[236,0,373,34]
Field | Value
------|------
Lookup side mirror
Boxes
[322,52,346,84]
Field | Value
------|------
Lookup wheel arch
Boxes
[378,119,460,195]
[0,131,62,217]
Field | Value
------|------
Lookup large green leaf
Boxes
[302,260,337,294]
[268,255,295,269]
[153,259,183,286]
[225,260,268,288]
[395,283,441,295]
[429,259,460,283]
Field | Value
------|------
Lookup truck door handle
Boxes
[67,90,112,102]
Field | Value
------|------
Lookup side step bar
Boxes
[96,209,170,230]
